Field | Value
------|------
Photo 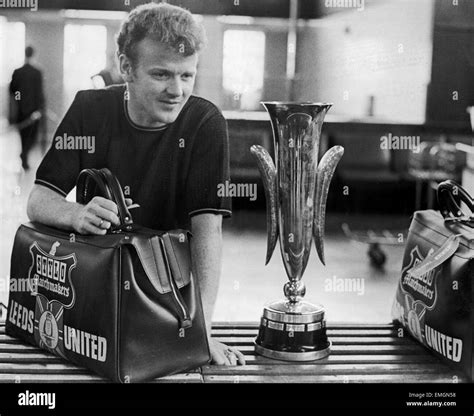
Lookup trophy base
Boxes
[254,300,330,361]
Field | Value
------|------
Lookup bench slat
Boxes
[211,322,395,330]
[208,344,428,355]
[0,373,203,383]
[0,345,42,352]
[0,353,64,363]
[201,363,461,376]
[243,354,441,364]
[1,325,400,337]
[211,336,412,345]
[203,373,458,383]
[0,373,106,383]
[210,329,399,337]
[0,362,92,373]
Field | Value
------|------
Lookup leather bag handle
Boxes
[437,180,474,222]
[76,168,133,232]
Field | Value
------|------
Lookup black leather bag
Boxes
[6,168,210,382]
[392,180,474,381]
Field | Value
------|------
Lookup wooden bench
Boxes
[0,322,468,383]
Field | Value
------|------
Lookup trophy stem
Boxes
[283,279,306,303]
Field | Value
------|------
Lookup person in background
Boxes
[91,52,123,88]
[9,45,45,171]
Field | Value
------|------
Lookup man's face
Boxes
[125,37,198,126]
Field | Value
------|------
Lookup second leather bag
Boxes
[391,180,474,381]
[6,168,211,382]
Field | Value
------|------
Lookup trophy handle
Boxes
[313,145,344,265]
[250,145,279,265]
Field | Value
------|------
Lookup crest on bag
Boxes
[34,296,67,357]
[396,245,440,343]
[400,246,438,310]
[27,241,77,358]
[28,241,77,308]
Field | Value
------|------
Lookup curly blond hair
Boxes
[116,2,206,65]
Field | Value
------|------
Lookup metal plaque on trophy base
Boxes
[251,102,344,361]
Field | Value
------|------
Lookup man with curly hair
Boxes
[27,2,245,366]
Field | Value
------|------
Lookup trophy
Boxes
[251,102,344,361]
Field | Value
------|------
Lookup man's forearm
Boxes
[190,214,223,337]
[27,185,80,231]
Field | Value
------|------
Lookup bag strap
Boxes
[408,234,460,279]
[158,237,192,330]
[129,235,192,330]
[76,168,133,232]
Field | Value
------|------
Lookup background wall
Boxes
[24,12,65,124]
[426,0,474,127]
[295,0,434,123]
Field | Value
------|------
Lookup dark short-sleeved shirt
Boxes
[35,85,231,230]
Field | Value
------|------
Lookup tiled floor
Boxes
[0,128,410,324]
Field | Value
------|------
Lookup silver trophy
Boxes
[251,102,344,361]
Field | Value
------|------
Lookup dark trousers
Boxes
[19,120,39,168]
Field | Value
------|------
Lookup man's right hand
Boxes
[27,185,136,236]
[71,196,121,235]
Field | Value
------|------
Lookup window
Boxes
[222,30,265,110]
[0,19,25,125]
[0,20,25,85]
[63,24,107,107]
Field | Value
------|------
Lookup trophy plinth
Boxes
[250,101,344,362]
[255,300,330,361]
